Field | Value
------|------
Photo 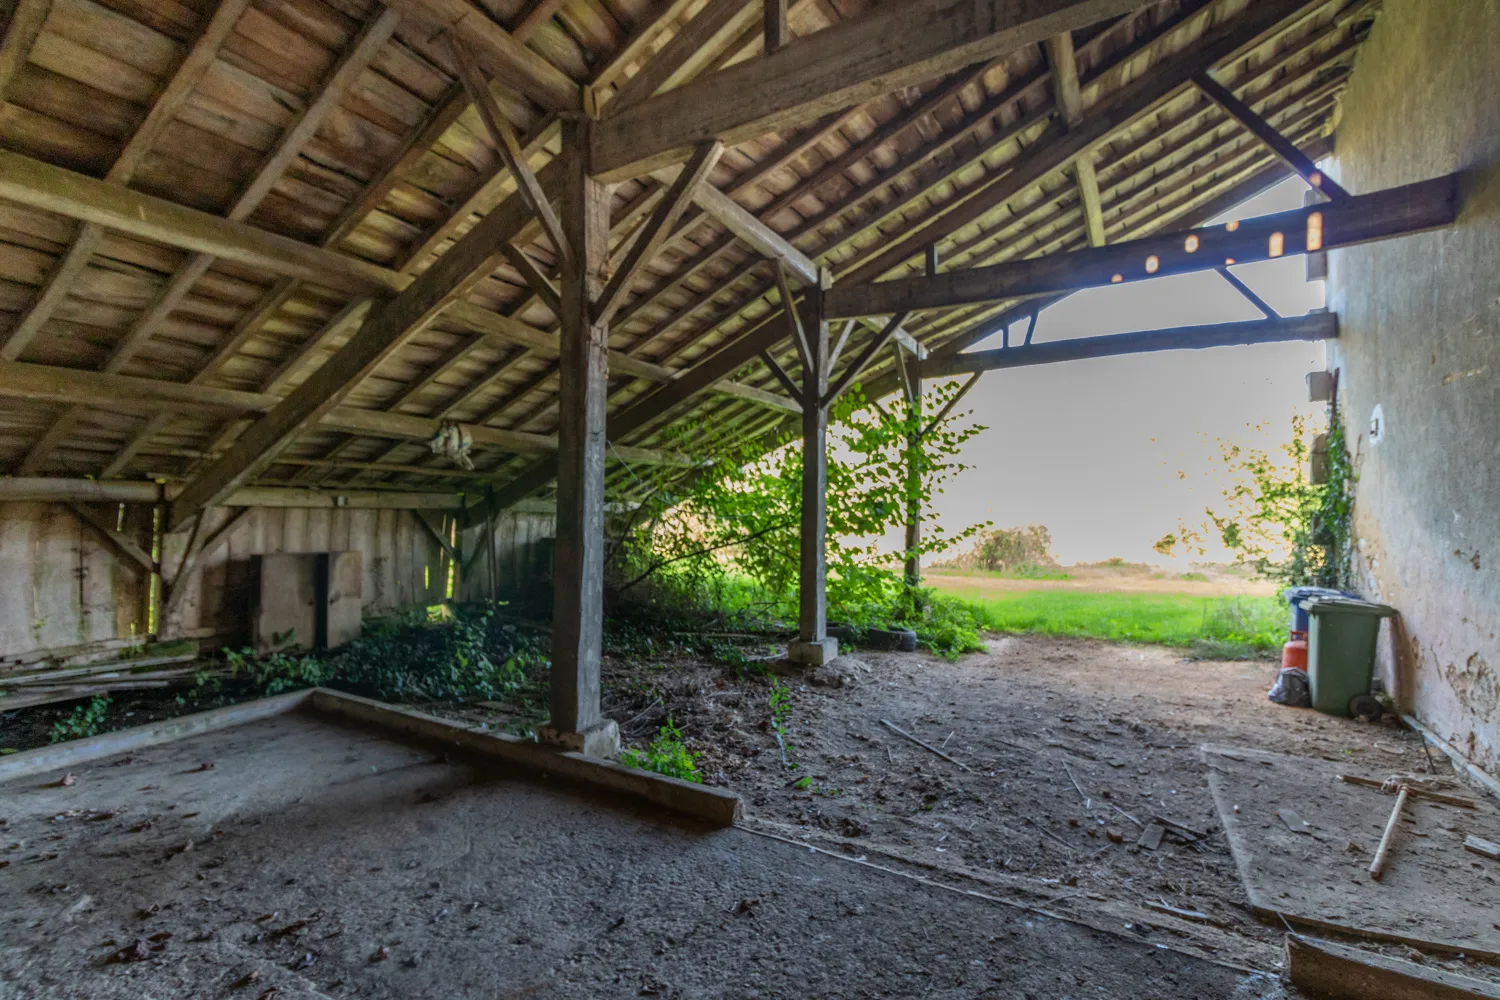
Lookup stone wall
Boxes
[1327,0,1500,770]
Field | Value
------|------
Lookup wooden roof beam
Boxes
[0,361,691,468]
[1193,69,1350,201]
[825,175,1458,318]
[0,0,258,363]
[0,151,400,295]
[16,6,402,474]
[596,141,724,326]
[590,0,1156,181]
[0,478,473,509]
[833,0,1297,289]
[377,0,581,112]
[921,314,1338,378]
[602,0,762,119]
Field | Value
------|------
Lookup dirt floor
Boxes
[3,711,1271,999]
[925,563,1279,596]
[6,634,1499,996]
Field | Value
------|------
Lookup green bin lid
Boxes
[1298,595,1396,616]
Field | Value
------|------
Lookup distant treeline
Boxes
[937,525,1058,573]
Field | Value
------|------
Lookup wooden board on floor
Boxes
[1202,743,1500,959]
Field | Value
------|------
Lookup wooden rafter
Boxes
[16,6,402,474]
[377,0,580,112]
[1193,69,1350,200]
[590,0,1156,180]
[596,141,724,326]
[449,33,571,265]
[0,0,257,364]
[0,360,692,467]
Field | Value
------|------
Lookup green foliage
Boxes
[1157,411,1354,588]
[901,590,990,659]
[941,524,1058,574]
[206,604,547,707]
[606,379,989,650]
[619,718,700,783]
[768,679,796,767]
[50,695,110,743]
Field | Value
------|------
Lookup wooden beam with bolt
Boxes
[826,175,1458,318]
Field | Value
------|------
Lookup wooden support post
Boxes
[764,0,789,54]
[789,275,835,665]
[902,371,922,592]
[541,116,618,755]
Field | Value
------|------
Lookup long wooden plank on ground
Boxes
[590,0,1156,180]
[1286,934,1500,1000]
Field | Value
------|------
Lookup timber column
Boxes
[541,113,619,756]
[789,275,837,665]
[902,377,922,591]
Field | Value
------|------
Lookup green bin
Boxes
[1300,596,1396,717]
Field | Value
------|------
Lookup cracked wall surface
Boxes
[1328,0,1500,771]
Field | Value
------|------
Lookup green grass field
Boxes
[929,585,1285,659]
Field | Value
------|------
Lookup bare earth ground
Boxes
[545,635,1490,983]
[3,709,1269,999]
[7,635,1498,996]
[925,564,1280,596]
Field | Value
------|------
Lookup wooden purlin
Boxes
[589,0,1158,180]
[615,74,1344,464]
[628,1,1359,420]
[479,70,1353,503]
[17,5,403,475]
[618,2,1334,430]
[616,94,1345,472]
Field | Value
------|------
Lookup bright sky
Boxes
[912,177,1328,566]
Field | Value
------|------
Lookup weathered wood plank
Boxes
[590,0,1154,180]
[920,314,1338,378]
[827,176,1458,318]
[377,0,580,112]
[549,115,609,737]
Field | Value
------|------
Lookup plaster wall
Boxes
[1327,0,1500,770]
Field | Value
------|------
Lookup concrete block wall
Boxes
[1327,0,1500,771]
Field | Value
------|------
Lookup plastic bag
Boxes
[1267,666,1310,707]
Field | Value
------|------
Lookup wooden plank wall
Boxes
[161,505,445,640]
[456,509,556,602]
[0,501,151,656]
[0,503,560,660]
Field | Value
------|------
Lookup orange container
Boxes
[1281,637,1308,670]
